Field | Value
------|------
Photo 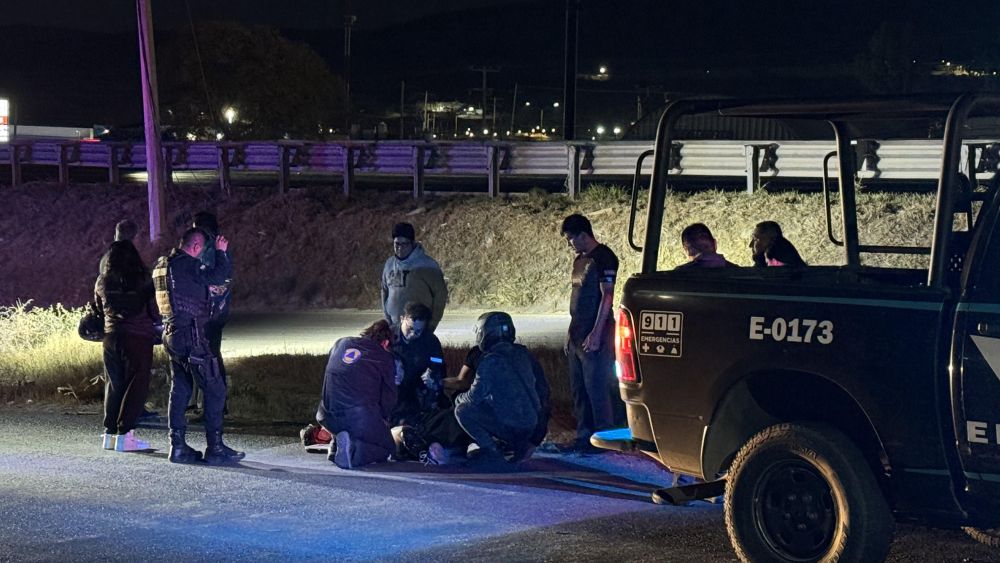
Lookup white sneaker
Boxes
[115,430,150,452]
[101,433,115,450]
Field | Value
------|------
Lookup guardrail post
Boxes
[342,145,355,197]
[218,144,232,196]
[567,144,582,198]
[58,143,72,187]
[108,144,121,186]
[487,144,500,198]
[162,144,175,190]
[744,145,760,194]
[10,142,27,187]
[278,144,291,194]
[413,144,425,199]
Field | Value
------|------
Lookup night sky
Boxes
[2,1,999,136]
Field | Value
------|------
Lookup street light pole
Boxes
[136,0,166,241]
[343,7,356,136]
[563,0,579,141]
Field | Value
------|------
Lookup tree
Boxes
[853,20,922,94]
[160,22,346,140]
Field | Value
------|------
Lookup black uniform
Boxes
[390,328,446,426]
[317,337,397,467]
[153,248,232,437]
[567,243,621,441]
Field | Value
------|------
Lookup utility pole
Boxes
[400,81,405,139]
[563,0,580,141]
[343,2,356,136]
[510,82,518,133]
[470,66,499,130]
[136,0,166,241]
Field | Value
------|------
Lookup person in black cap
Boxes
[381,222,448,332]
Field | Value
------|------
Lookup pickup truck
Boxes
[594,94,1000,562]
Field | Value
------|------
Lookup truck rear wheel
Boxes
[962,527,1000,547]
[724,423,894,563]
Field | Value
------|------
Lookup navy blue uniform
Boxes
[317,337,397,467]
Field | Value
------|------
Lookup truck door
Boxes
[953,199,1000,522]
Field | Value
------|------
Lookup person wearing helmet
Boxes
[453,312,549,468]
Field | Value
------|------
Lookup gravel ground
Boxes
[0,406,997,562]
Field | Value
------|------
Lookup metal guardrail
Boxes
[1,138,998,197]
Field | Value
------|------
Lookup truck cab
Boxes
[595,94,1000,562]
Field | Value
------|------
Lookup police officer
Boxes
[186,212,233,417]
[153,227,243,464]
[454,312,549,467]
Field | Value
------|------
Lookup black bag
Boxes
[78,301,105,342]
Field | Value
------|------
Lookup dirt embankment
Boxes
[0,183,935,311]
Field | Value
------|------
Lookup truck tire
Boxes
[962,527,1000,547]
[724,423,894,563]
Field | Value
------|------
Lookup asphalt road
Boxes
[1,407,998,562]
[221,310,569,357]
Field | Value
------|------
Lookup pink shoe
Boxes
[114,430,150,452]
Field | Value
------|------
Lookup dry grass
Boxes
[0,182,937,313]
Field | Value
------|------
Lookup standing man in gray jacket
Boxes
[381,222,448,332]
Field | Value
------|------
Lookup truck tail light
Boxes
[616,308,638,383]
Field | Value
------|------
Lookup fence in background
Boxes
[2,138,998,197]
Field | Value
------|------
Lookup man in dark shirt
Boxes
[390,302,446,427]
[153,228,242,465]
[561,214,622,452]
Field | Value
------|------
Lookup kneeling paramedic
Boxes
[316,319,398,469]
[154,228,243,464]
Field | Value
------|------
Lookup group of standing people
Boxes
[93,212,241,465]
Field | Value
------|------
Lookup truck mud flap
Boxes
[590,427,657,453]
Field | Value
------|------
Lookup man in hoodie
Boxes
[381,222,448,333]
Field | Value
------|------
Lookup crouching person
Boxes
[317,320,398,469]
[454,312,547,468]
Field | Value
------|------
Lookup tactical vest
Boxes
[153,251,211,325]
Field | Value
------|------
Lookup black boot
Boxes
[204,431,245,465]
[168,430,203,464]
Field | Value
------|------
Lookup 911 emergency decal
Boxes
[749,316,834,344]
[638,311,683,358]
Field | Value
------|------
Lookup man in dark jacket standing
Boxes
[561,214,622,452]
[153,228,242,465]
[454,312,547,467]
[317,320,398,469]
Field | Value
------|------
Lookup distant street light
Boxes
[223,106,237,125]
[613,126,622,135]
[596,125,606,135]
[599,66,607,74]
[525,101,531,107]
[553,102,560,108]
